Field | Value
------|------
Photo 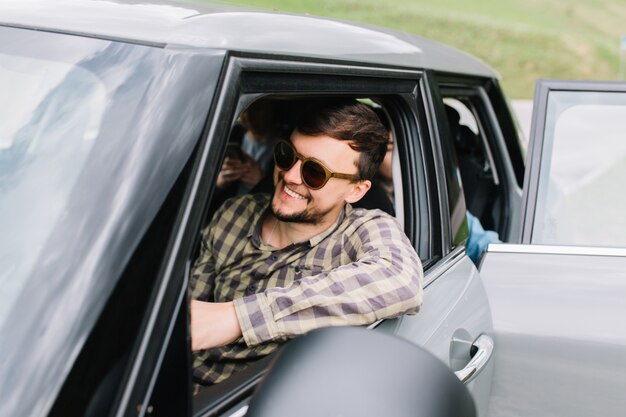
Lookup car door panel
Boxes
[378,251,494,417]
[480,246,626,417]
[480,79,626,417]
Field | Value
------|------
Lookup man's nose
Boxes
[283,159,303,184]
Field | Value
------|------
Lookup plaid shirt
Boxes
[190,193,423,388]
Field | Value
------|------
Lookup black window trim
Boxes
[422,70,459,258]
[188,54,438,416]
[431,74,519,241]
[427,71,524,188]
[106,51,233,416]
[230,55,434,259]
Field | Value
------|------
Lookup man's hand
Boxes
[191,300,242,351]
[216,157,245,188]
[239,154,264,186]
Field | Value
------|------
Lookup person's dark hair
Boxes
[240,99,282,143]
[294,99,389,180]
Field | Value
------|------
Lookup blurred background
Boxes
[204,0,626,101]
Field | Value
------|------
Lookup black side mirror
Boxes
[246,327,475,417]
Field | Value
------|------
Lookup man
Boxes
[190,99,423,390]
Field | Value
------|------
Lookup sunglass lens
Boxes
[275,142,295,170]
[302,160,328,189]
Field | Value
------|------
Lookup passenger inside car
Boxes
[189,98,423,392]
[445,105,493,220]
[244,100,396,216]
[444,104,501,263]
[211,99,287,213]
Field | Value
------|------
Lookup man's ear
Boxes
[344,180,372,204]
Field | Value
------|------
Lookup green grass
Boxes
[201,0,626,98]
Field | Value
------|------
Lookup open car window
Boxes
[191,60,432,413]
[440,93,504,238]
[207,97,398,224]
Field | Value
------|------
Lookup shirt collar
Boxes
[250,199,271,248]
[308,203,351,246]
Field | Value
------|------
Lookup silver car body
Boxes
[0,2,624,417]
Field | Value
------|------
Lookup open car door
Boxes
[480,80,626,417]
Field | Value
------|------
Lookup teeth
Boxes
[284,185,306,200]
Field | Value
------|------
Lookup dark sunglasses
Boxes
[273,140,362,190]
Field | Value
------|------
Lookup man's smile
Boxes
[283,184,307,200]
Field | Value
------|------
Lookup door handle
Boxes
[454,334,494,384]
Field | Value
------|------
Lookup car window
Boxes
[48,160,194,416]
[212,97,397,214]
[434,79,522,252]
[0,48,105,326]
[441,95,502,236]
[531,89,626,247]
[437,104,468,250]
[0,25,223,417]
[190,65,430,412]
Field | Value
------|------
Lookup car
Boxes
[1,1,625,416]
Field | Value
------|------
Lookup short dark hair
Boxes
[294,99,389,180]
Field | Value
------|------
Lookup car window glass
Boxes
[0,51,105,325]
[532,90,626,247]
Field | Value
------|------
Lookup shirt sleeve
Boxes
[189,226,217,301]
[233,213,423,347]
[466,211,501,263]
[189,201,229,301]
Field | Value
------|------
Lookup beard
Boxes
[271,203,333,225]
[271,173,335,225]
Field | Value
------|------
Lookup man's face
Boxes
[271,131,364,226]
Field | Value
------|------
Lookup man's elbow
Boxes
[403,267,423,314]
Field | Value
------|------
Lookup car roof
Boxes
[0,0,498,78]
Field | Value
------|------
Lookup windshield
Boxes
[0,48,106,328]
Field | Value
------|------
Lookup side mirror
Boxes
[246,327,475,417]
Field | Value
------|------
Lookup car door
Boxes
[480,80,626,417]
[375,72,500,417]
[188,56,464,416]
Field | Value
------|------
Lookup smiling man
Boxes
[190,99,423,391]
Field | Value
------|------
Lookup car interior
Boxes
[192,94,405,411]
[191,89,511,412]
[441,95,507,239]
[209,96,397,216]
[52,89,508,417]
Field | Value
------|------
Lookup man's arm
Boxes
[191,300,241,350]
[188,204,225,350]
[233,213,423,347]
[189,194,267,351]
[190,237,232,351]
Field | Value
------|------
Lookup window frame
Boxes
[185,54,440,415]
[429,73,520,242]
[219,55,436,261]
